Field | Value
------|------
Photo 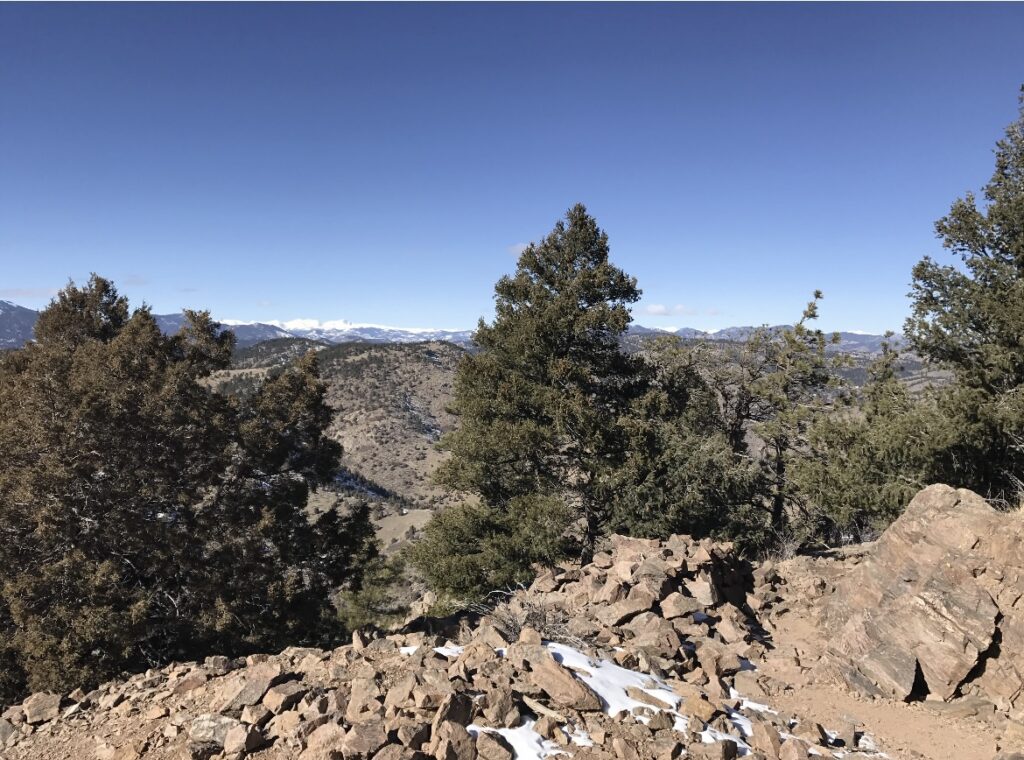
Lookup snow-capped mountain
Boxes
[0,300,897,354]
[251,319,476,347]
[156,314,296,346]
[625,325,900,354]
[0,300,39,349]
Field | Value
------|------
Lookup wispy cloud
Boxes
[0,287,59,300]
[507,243,529,256]
[122,274,149,287]
[177,286,200,293]
[642,303,699,317]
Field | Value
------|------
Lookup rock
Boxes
[188,713,241,748]
[749,718,782,759]
[342,719,387,759]
[299,723,348,760]
[23,693,62,725]
[431,692,474,731]
[263,681,308,714]
[223,722,266,755]
[0,717,16,745]
[529,652,602,711]
[822,485,1022,706]
[430,720,475,760]
[687,740,738,760]
[210,663,285,713]
[476,730,514,760]
[779,738,811,760]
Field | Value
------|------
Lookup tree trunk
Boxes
[771,447,786,532]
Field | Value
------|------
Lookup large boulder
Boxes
[821,485,1024,713]
[22,693,62,725]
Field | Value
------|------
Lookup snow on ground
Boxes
[468,720,567,759]
[406,640,879,760]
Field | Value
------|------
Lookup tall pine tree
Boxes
[414,205,643,596]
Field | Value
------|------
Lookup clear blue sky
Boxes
[2,3,1022,332]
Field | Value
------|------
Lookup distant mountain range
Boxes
[0,300,898,354]
[627,325,900,355]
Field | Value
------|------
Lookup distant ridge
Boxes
[0,300,898,354]
[624,324,901,355]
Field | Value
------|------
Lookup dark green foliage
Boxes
[741,297,844,531]
[904,94,1024,505]
[675,297,848,552]
[415,205,763,597]
[408,496,573,600]
[788,341,932,544]
[432,204,644,568]
[0,276,375,704]
[337,551,411,632]
[608,337,761,540]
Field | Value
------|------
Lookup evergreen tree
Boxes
[414,205,643,595]
[788,339,932,544]
[905,92,1024,504]
[608,336,761,540]
[748,294,845,535]
[437,203,643,554]
[0,276,374,702]
[685,295,845,551]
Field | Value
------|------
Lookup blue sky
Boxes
[2,3,1022,333]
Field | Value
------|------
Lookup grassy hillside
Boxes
[212,339,465,552]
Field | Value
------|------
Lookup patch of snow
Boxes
[546,642,680,717]
[729,688,775,713]
[433,644,465,658]
[469,721,565,759]
[565,726,594,747]
[430,639,876,760]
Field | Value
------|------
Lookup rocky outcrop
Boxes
[815,485,1024,716]
[0,533,878,760]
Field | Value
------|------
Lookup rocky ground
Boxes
[1,485,1022,760]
